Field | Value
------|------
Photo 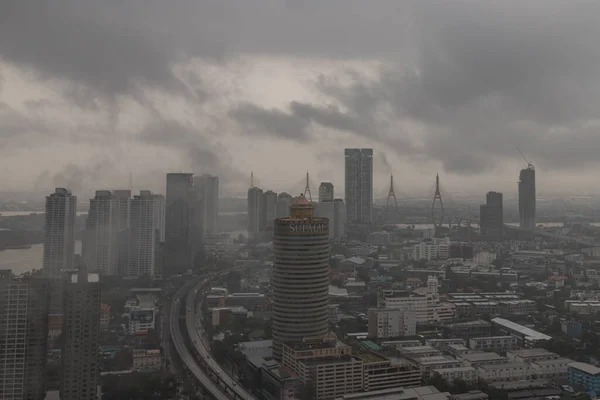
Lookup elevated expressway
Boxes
[170,275,256,400]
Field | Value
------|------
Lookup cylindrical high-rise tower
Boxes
[272,194,330,360]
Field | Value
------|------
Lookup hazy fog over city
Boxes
[7,3,600,400]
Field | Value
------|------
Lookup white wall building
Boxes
[413,243,450,261]
[477,363,531,382]
[530,358,574,379]
[469,336,518,352]
[368,309,416,338]
[128,191,164,278]
[434,366,478,384]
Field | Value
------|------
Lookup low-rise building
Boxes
[132,349,162,372]
[426,338,466,350]
[360,354,422,392]
[498,300,536,315]
[443,320,492,339]
[471,302,499,315]
[381,340,422,350]
[400,346,441,360]
[433,366,478,384]
[506,348,559,363]
[451,391,488,400]
[531,357,574,379]
[477,362,531,382]
[445,344,471,357]
[414,356,462,377]
[491,318,551,347]
[568,362,600,392]
[468,336,518,353]
[335,385,449,400]
[459,352,508,368]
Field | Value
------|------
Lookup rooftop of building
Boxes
[400,346,438,354]
[479,362,530,371]
[532,357,574,366]
[302,355,361,366]
[459,352,505,362]
[451,390,489,400]
[507,348,555,358]
[446,319,492,328]
[470,335,515,341]
[415,356,461,366]
[357,352,387,363]
[336,386,446,400]
[434,366,477,373]
[568,362,600,376]
[491,318,552,341]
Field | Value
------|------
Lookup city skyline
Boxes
[3,3,600,197]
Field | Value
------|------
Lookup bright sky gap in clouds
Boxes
[1,1,600,197]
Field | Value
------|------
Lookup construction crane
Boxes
[517,147,534,169]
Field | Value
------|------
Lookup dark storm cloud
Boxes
[5,0,600,184]
[138,118,246,186]
[230,103,311,141]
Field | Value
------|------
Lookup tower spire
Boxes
[386,174,398,209]
[303,171,312,201]
[431,173,445,230]
[250,171,254,189]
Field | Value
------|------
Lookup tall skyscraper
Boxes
[519,166,536,230]
[276,192,292,218]
[165,173,194,274]
[318,182,334,202]
[112,190,131,277]
[43,188,77,278]
[194,174,219,235]
[247,186,264,237]
[480,191,503,239]
[128,191,163,277]
[188,189,205,268]
[272,195,330,360]
[61,269,101,400]
[0,271,50,400]
[263,190,278,230]
[334,198,346,239]
[344,148,373,223]
[83,191,120,276]
[112,190,131,231]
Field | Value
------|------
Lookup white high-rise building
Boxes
[83,191,120,276]
[276,192,292,218]
[344,148,373,223]
[194,174,219,235]
[128,191,163,278]
[43,188,77,278]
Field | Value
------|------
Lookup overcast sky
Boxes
[2,1,600,198]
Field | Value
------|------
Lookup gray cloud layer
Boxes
[3,1,600,193]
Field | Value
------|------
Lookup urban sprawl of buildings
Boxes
[5,149,600,400]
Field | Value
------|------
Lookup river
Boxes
[0,241,82,275]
